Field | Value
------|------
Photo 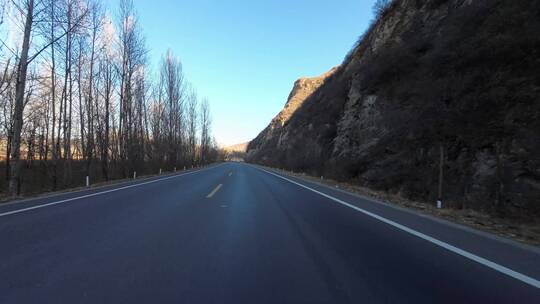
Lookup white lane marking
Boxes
[206,184,223,198]
[0,165,224,218]
[258,167,540,289]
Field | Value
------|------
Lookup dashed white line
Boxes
[0,165,223,218]
[206,184,223,198]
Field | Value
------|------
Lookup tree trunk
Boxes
[86,24,97,178]
[9,0,34,195]
[5,133,11,181]
[50,5,57,189]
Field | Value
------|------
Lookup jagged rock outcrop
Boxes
[247,0,540,218]
[247,67,338,163]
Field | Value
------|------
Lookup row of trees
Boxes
[0,0,222,196]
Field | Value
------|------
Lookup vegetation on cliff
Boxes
[248,0,540,219]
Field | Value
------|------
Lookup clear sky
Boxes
[110,0,378,146]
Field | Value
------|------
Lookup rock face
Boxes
[248,67,338,164]
[247,0,540,218]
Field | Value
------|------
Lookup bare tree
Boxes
[82,0,103,178]
[199,98,211,165]
[158,49,185,168]
[48,0,59,189]
[0,0,218,196]
[5,0,88,194]
[186,86,198,166]
[0,59,15,181]
[9,0,36,194]
[117,0,147,176]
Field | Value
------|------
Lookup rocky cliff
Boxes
[248,67,338,163]
[247,0,540,218]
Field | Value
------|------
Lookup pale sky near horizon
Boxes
[110,0,378,146]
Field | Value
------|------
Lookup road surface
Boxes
[1,162,539,303]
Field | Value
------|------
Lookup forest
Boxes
[0,0,223,197]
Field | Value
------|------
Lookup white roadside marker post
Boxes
[86,176,90,187]
[133,171,137,179]
[437,199,443,209]
[159,168,162,175]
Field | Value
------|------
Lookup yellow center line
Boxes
[206,184,223,198]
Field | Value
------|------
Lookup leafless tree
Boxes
[0,0,220,196]
[158,49,185,168]
[199,97,211,165]
[186,86,198,166]
[9,0,38,194]
[117,0,147,176]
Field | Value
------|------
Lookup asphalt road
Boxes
[1,162,539,303]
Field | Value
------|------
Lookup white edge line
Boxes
[258,167,540,289]
[206,184,223,198]
[0,164,223,218]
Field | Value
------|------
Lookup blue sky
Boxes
[110,0,377,146]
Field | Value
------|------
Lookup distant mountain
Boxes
[223,142,249,153]
[247,0,540,218]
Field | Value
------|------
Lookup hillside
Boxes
[247,0,540,219]
[248,67,338,163]
[223,142,249,153]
